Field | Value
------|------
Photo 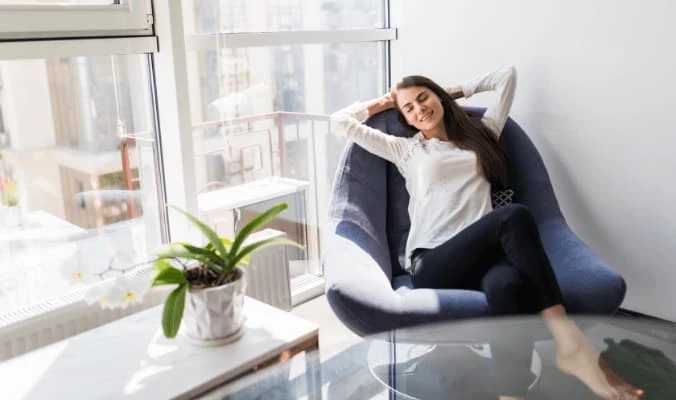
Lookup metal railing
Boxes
[119,111,330,219]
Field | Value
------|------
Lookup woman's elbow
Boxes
[329,114,351,138]
[504,65,517,83]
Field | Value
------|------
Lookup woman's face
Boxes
[395,85,445,132]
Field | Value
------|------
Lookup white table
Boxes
[0,297,321,400]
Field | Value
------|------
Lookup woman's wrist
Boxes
[366,94,395,116]
[447,85,465,100]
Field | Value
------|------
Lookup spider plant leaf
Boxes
[153,244,211,263]
[177,242,225,267]
[153,244,222,275]
[206,237,233,253]
[152,259,188,287]
[162,284,187,338]
[229,203,288,258]
[170,205,228,258]
[231,237,303,267]
[239,254,251,265]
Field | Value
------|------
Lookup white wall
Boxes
[392,0,676,320]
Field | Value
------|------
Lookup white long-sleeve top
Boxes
[330,65,517,271]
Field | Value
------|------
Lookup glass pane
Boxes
[187,41,384,282]
[0,1,121,5]
[185,0,386,34]
[0,54,162,318]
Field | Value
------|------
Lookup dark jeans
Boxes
[410,203,564,397]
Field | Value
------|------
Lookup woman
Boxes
[331,65,643,400]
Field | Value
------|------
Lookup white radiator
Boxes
[0,229,292,361]
[244,228,292,311]
[0,287,166,361]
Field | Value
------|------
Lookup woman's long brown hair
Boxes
[395,75,509,187]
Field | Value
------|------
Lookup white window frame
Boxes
[0,1,153,40]
[185,29,397,50]
[0,36,157,60]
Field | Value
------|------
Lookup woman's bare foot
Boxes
[556,338,644,399]
[598,357,644,399]
[541,305,643,399]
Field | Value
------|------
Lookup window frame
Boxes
[0,37,157,60]
[0,1,153,40]
[185,28,397,50]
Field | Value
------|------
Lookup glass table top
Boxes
[202,315,676,400]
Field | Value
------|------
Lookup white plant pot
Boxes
[182,267,247,345]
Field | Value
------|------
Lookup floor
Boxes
[290,294,363,362]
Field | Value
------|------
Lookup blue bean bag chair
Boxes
[323,108,626,337]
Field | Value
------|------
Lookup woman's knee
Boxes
[482,266,539,315]
[482,265,522,299]
[482,267,527,314]
[499,203,536,228]
[484,269,521,297]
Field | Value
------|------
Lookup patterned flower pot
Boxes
[182,267,247,345]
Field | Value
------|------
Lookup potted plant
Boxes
[0,177,19,207]
[151,202,302,344]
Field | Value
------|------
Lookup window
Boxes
[0,0,394,356]
[183,0,392,293]
[189,0,386,33]
[0,0,152,40]
[0,52,163,323]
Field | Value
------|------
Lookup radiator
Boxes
[244,228,292,311]
[0,229,291,361]
[0,287,166,361]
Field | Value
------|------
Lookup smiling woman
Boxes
[330,65,516,272]
[330,64,645,399]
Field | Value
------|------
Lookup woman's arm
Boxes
[460,65,517,137]
[366,93,395,116]
[330,96,411,165]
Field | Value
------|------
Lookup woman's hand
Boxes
[366,92,396,116]
[446,85,465,100]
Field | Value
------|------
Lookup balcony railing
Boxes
[120,111,332,219]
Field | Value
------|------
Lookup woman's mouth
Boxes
[420,111,432,123]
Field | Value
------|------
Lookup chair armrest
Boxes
[324,218,497,335]
[539,218,626,314]
[323,224,405,336]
